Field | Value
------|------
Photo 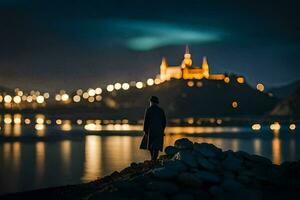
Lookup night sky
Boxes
[0,0,299,92]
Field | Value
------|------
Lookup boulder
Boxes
[146,181,179,195]
[209,185,224,199]
[165,146,179,156]
[193,143,221,158]
[143,191,168,200]
[222,152,242,171]
[171,193,194,200]
[152,167,179,179]
[174,138,194,149]
[177,172,203,187]
[197,156,216,171]
[250,155,272,165]
[195,170,221,183]
[163,160,187,173]
[173,150,198,168]
[88,191,124,200]
[236,151,251,161]
[222,178,243,191]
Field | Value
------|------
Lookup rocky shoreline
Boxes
[2,138,300,200]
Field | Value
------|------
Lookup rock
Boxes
[143,191,168,200]
[174,138,194,149]
[152,167,178,179]
[209,185,224,199]
[165,146,179,156]
[193,143,221,158]
[133,174,152,186]
[236,151,251,161]
[177,172,203,187]
[197,156,216,171]
[146,181,179,195]
[223,171,235,179]
[88,191,123,200]
[250,155,272,165]
[195,170,221,183]
[171,193,194,200]
[222,178,243,191]
[173,150,198,168]
[237,175,251,185]
[163,160,187,173]
[222,152,242,171]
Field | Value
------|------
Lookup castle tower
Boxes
[160,57,168,80]
[202,56,210,78]
[182,45,192,68]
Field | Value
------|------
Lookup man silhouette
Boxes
[140,96,166,161]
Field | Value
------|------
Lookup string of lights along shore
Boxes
[0,46,267,108]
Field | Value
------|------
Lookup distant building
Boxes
[160,46,225,81]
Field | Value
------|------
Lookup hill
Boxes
[268,80,300,98]
[101,77,278,119]
[270,86,300,119]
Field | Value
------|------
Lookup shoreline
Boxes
[1,138,300,200]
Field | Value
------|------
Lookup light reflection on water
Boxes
[0,133,299,195]
[0,115,299,195]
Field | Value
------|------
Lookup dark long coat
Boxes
[140,104,166,151]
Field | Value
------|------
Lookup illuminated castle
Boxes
[160,46,225,81]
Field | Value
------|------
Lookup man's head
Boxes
[150,96,159,106]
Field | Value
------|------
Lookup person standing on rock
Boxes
[140,96,167,161]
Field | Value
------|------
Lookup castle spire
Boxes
[185,45,190,54]
[182,45,192,67]
[161,57,167,66]
[202,56,210,78]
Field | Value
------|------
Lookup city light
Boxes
[88,88,96,96]
[73,95,81,102]
[252,123,261,131]
[114,83,122,90]
[55,94,61,101]
[95,88,102,94]
[147,78,154,86]
[83,92,89,99]
[4,95,12,103]
[154,78,161,85]
[56,119,62,125]
[236,77,245,84]
[224,77,230,83]
[27,96,33,103]
[24,118,31,124]
[36,95,45,104]
[256,83,264,92]
[196,81,203,87]
[14,115,22,124]
[289,124,296,131]
[136,82,143,89]
[61,94,69,101]
[4,115,12,124]
[88,96,95,103]
[13,96,22,104]
[107,84,114,92]
[36,116,44,124]
[187,81,194,87]
[270,122,281,131]
[122,83,130,90]
[76,119,83,125]
[43,93,50,99]
[232,101,238,108]
[0,95,3,102]
[95,95,102,101]
[76,89,83,95]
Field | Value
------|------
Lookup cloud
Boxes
[100,19,223,50]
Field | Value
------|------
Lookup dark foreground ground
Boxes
[1,138,300,200]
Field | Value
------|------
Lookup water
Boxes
[0,122,299,195]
